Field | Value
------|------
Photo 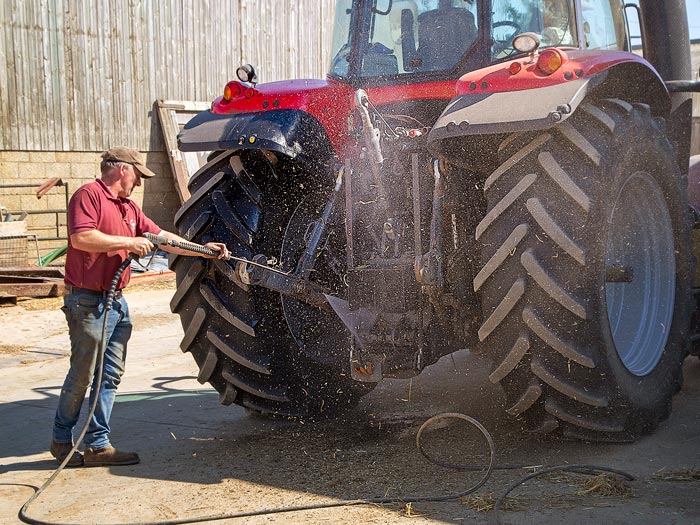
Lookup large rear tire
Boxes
[475,99,691,441]
[171,150,368,418]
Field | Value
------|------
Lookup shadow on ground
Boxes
[2,352,700,524]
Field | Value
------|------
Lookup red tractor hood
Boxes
[185,78,457,159]
[212,79,354,116]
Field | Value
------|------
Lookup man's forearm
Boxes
[71,229,226,259]
[71,230,137,253]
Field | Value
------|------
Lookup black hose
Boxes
[18,256,134,525]
[17,412,496,525]
[491,464,635,525]
[665,80,700,93]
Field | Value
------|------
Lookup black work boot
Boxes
[49,440,84,467]
[84,445,140,466]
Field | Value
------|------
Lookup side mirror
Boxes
[401,9,418,70]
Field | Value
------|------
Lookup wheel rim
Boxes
[606,172,675,377]
[280,194,348,367]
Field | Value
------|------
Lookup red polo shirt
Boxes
[65,179,161,291]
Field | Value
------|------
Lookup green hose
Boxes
[37,245,67,267]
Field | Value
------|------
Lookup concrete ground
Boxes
[1,285,699,525]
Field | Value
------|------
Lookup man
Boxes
[51,147,228,468]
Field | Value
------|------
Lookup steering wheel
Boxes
[491,20,522,58]
[492,20,521,44]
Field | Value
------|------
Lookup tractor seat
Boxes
[416,7,477,71]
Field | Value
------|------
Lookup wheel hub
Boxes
[605,172,675,377]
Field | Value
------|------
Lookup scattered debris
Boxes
[575,473,633,498]
[0,344,26,355]
[461,492,528,513]
[399,502,425,518]
[652,469,700,482]
[16,296,64,311]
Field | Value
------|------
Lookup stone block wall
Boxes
[0,151,180,261]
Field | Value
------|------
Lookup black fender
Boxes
[178,109,334,162]
[592,61,691,172]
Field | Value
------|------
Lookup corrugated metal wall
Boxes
[0,0,335,152]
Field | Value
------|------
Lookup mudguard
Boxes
[429,75,597,143]
[178,108,334,161]
[428,50,673,158]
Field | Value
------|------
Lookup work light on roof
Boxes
[512,32,541,54]
[236,64,257,85]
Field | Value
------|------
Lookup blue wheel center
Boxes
[605,172,675,377]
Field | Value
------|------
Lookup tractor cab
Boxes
[328,0,630,84]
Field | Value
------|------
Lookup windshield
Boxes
[492,0,577,59]
[329,0,578,79]
[330,0,480,78]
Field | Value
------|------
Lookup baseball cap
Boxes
[102,147,156,178]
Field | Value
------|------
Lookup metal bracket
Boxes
[238,254,331,310]
[415,159,445,289]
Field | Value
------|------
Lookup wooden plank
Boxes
[0,267,65,278]
[15,2,28,149]
[0,1,8,149]
[0,0,337,151]
[0,282,61,298]
[54,0,70,150]
[157,100,211,203]
[0,275,63,283]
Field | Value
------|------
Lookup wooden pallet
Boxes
[0,268,65,299]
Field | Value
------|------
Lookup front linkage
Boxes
[172,89,478,385]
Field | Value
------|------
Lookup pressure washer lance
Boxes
[142,232,290,277]
[143,232,225,259]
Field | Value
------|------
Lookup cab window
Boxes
[491,0,577,60]
[348,0,481,77]
[581,0,628,50]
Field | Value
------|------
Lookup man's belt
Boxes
[64,286,123,299]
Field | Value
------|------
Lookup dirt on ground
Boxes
[1,287,699,525]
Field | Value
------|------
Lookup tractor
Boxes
[172,0,699,442]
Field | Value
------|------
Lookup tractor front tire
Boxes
[170,151,367,418]
[476,99,691,441]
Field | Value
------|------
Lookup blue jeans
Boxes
[53,291,132,450]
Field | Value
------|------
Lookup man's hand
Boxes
[128,237,155,258]
[202,242,229,259]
